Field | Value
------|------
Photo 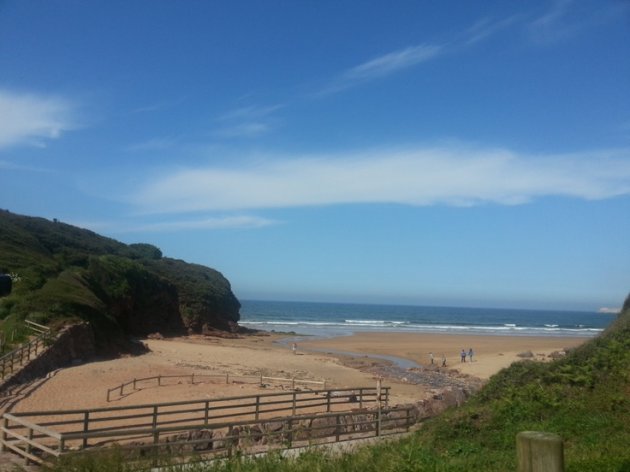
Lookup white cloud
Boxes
[213,122,271,139]
[464,15,521,45]
[0,89,77,149]
[126,137,178,152]
[319,44,444,95]
[213,104,282,139]
[129,145,630,214]
[343,45,443,81]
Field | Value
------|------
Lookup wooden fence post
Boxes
[24,428,33,465]
[82,411,90,449]
[287,418,293,447]
[152,405,159,431]
[255,396,260,420]
[1,417,8,452]
[517,431,564,472]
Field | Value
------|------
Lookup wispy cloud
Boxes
[131,97,186,114]
[0,89,78,149]
[213,104,282,139]
[464,15,522,45]
[343,45,444,81]
[213,122,272,139]
[129,145,630,214]
[320,44,444,96]
[526,0,626,44]
[0,160,53,173]
[126,136,179,152]
[74,215,278,234]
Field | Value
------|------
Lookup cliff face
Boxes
[0,210,241,352]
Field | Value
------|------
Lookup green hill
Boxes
[0,209,241,352]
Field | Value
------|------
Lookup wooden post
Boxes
[1,417,8,452]
[227,426,233,458]
[517,431,564,472]
[133,378,137,390]
[152,405,159,431]
[292,392,297,416]
[158,375,161,386]
[25,428,33,465]
[226,373,229,384]
[82,411,90,449]
[191,373,195,385]
[152,430,160,467]
[376,379,382,436]
[255,396,260,420]
[335,414,341,442]
[59,437,65,454]
[359,388,363,409]
[287,419,293,447]
[204,401,210,425]
[326,393,331,412]
[292,377,295,390]
[260,372,263,386]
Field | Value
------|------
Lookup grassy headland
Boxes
[0,210,240,353]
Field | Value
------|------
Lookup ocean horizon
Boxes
[239,299,617,339]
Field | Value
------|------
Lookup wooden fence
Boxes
[106,373,327,402]
[1,386,395,466]
[0,320,51,380]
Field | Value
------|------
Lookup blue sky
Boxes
[1,0,629,311]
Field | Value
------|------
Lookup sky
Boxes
[1,1,629,311]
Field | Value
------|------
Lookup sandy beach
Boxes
[2,332,588,415]
[300,332,586,380]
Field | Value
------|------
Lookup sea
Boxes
[239,299,617,340]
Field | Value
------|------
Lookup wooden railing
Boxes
[0,321,52,380]
[106,373,327,402]
[1,386,393,466]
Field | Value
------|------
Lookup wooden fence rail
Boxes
[1,386,392,466]
[106,373,328,402]
[0,321,52,380]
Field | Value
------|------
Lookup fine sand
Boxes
[2,332,588,415]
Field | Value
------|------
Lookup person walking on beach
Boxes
[441,354,447,367]
[468,348,474,362]
[460,349,466,363]
[292,342,297,355]
[429,352,434,365]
